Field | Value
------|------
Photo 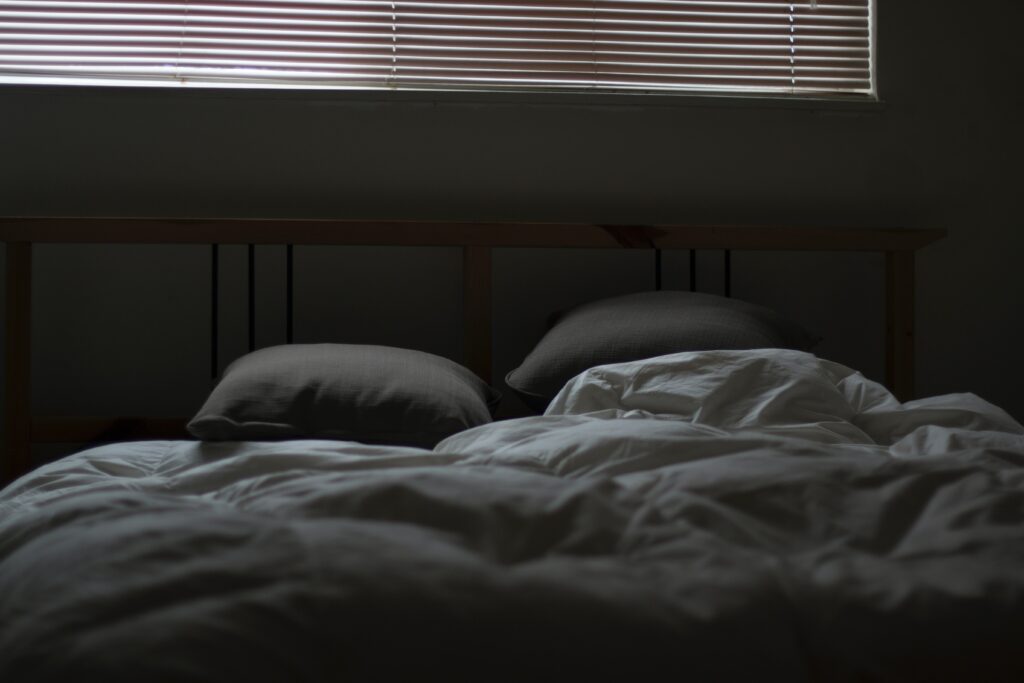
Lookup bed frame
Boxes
[0,217,945,484]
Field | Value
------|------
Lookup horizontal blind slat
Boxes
[0,0,873,94]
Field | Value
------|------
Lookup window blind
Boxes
[0,1,873,95]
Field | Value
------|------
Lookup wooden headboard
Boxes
[0,217,945,484]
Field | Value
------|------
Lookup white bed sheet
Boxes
[2,350,1023,681]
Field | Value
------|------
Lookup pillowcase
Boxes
[506,290,819,413]
[188,344,501,448]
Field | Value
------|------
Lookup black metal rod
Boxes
[248,244,256,352]
[689,249,697,292]
[211,244,219,379]
[654,248,662,291]
[724,249,732,297]
[286,244,294,344]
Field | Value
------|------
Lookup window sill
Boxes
[0,80,885,114]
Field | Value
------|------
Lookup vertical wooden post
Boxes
[247,243,256,352]
[4,242,32,484]
[285,244,294,344]
[885,250,915,401]
[211,244,219,380]
[462,246,492,384]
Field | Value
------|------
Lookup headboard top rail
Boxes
[0,217,945,251]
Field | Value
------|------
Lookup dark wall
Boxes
[1,1,1022,464]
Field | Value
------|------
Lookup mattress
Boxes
[2,349,1023,681]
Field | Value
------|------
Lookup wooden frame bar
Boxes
[462,246,493,385]
[885,250,916,401]
[31,416,191,444]
[0,217,943,251]
[4,242,32,484]
[0,217,945,485]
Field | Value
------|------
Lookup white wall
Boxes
[2,1,1022,465]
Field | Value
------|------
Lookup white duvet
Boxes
[2,349,1023,682]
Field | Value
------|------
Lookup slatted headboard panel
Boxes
[0,217,945,483]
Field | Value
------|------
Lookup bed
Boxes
[2,348,1023,681]
[2,217,943,481]
[5,218,1023,680]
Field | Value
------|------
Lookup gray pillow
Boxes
[189,344,500,447]
[506,291,819,413]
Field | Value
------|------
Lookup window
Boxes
[0,1,873,97]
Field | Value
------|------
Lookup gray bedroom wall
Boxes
[1,0,1022,466]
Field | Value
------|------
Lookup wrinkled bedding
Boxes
[2,349,1024,682]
